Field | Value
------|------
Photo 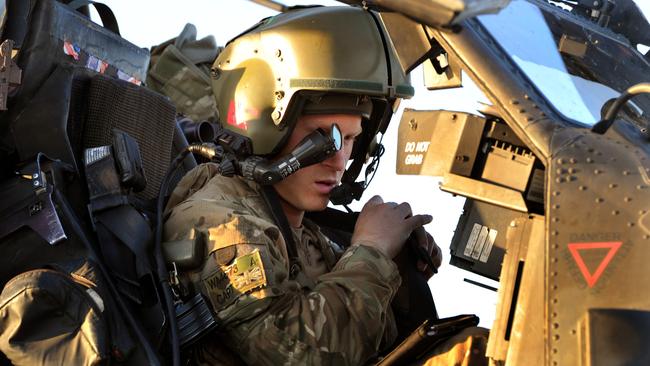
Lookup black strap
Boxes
[94,205,154,304]
[52,189,162,366]
[334,101,392,205]
[66,0,121,36]
[260,185,302,279]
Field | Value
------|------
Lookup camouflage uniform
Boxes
[164,163,400,365]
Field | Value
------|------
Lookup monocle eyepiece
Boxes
[187,124,342,185]
[239,123,342,185]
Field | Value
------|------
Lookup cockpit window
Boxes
[478,0,650,126]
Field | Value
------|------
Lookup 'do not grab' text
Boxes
[404,141,430,165]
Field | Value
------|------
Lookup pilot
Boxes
[163,5,486,365]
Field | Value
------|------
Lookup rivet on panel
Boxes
[609,183,618,188]
[553,323,559,329]
[553,335,560,341]
[571,329,577,335]
[594,169,602,174]
[586,157,594,163]
[519,109,526,113]
[644,235,650,240]
[555,177,564,183]
[511,100,520,105]
[524,94,531,100]
[640,210,647,215]
[623,170,630,176]
[552,204,560,209]
[595,198,604,203]
[637,185,647,190]
[553,243,559,249]
[553,191,561,196]
[568,168,577,174]
[552,231,559,236]
[557,158,565,164]
[552,217,560,222]
[624,197,632,202]
[628,222,635,227]
[612,210,620,215]
[579,186,587,191]
[570,158,577,164]
[587,148,595,153]
[552,257,558,263]
[552,298,558,304]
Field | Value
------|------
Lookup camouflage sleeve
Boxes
[166,201,401,366]
[221,243,401,366]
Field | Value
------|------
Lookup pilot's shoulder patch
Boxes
[202,249,268,310]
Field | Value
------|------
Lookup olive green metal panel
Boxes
[486,215,538,361]
[336,0,510,28]
[440,173,528,213]
[426,20,558,161]
[504,215,545,366]
[487,215,546,364]
[396,109,484,177]
[422,55,463,91]
[481,143,535,192]
[547,126,650,365]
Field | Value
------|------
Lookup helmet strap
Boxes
[330,100,392,206]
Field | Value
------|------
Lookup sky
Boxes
[100,0,650,327]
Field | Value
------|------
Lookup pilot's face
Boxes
[273,113,362,216]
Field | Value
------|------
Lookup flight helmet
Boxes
[210,5,414,157]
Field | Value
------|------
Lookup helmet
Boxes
[210,6,413,156]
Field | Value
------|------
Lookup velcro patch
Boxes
[202,249,268,310]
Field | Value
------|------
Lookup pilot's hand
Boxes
[351,195,432,259]
[417,230,442,279]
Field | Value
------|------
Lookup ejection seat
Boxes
[0,0,196,363]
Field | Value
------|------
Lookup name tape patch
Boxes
[203,249,268,309]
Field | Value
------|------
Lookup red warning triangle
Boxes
[568,242,622,288]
